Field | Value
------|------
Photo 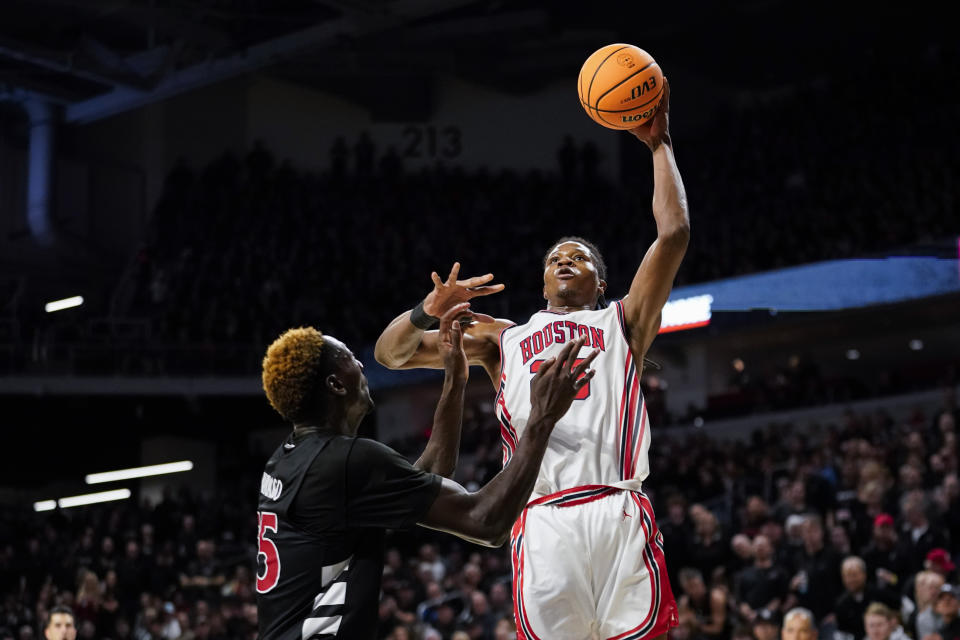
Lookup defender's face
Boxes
[324,336,374,431]
[543,241,605,307]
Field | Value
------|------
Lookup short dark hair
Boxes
[44,606,75,630]
[543,236,607,282]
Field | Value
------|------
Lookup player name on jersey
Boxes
[260,472,283,501]
[518,319,606,365]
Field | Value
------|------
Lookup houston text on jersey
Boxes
[518,320,606,365]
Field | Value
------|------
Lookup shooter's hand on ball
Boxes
[629,76,672,150]
[423,262,504,319]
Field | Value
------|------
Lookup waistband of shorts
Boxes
[527,484,624,508]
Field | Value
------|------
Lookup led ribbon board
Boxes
[666,255,960,313]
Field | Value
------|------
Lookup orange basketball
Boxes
[577,44,664,130]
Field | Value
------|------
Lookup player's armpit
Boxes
[417,478,507,547]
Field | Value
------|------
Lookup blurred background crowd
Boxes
[119,46,957,356]
[6,39,955,386]
[3,388,959,640]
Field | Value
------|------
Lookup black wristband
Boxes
[410,300,439,330]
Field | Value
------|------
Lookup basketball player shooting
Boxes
[375,79,687,640]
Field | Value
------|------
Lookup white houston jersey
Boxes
[496,300,650,499]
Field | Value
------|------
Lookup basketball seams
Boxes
[596,109,621,129]
[593,61,657,111]
[586,45,630,115]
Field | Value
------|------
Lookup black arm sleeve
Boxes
[345,438,442,530]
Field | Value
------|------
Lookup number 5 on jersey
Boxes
[257,511,281,593]
[530,359,591,400]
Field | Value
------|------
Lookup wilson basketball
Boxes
[578,44,664,130]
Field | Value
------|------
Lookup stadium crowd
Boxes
[114,40,957,360]
[3,388,959,640]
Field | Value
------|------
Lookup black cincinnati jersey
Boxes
[256,430,442,640]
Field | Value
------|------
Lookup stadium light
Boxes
[44,296,84,312]
[34,489,133,512]
[660,294,714,334]
[33,500,57,512]
[57,489,131,509]
[85,460,194,484]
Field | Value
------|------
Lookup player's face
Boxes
[543,241,606,307]
[324,337,374,432]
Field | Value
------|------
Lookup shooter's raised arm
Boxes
[620,78,691,362]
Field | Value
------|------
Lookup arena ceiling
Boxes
[0,0,948,123]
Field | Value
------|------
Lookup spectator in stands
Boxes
[926,549,957,583]
[836,556,898,639]
[493,616,516,640]
[788,515,842,623]
[736,535,788,622]
[906,549,959,615]
[910,571,948,640]
[465,590,497,639]
[689,510,730,578]
[751,609,779,640]
[862,513,909,592]
[863,602,910,640]
[487,582,511,619]
[935,474,960,554]
[742,496,772,537]
[660,494,693,586]
[731,534,755,574]
[781,607,817,640]
[934,584,960,640]
[678,567,729,639]
[775,481,809,523]
[900,491,950,571]
[731,626,753,640]
[179,540,225,602]
[43,607,76,640]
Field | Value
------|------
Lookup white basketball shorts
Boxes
[509,486,678,640]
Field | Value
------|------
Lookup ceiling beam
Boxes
[64,0,480,124]
[0,36,153,91]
